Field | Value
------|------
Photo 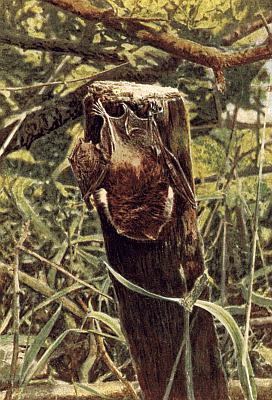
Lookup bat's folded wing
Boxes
[69,139,109,209]
[162,146,196,208]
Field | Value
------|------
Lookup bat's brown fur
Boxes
[96,153,174,241]
[70,99,195,241]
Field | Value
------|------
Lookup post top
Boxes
[87,81,180,102]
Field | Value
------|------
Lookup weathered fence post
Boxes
[70,81,229,399]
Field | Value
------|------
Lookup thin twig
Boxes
[163,335,186,400]
[258,12,272,36]
[237,194,270,288]
[243,72,271,363]
[250,316,272,327]
[184,311,195,400]
[220,214,227,307]
[222,10,272,45]
[202,201,220,239]
[0,62,129,92]
[73,205,86,261]
[207,68,223,127]
[0,308,12,335]
[96,334,139,400]
[225,104,239,162]
[163,313,198,400]
[39,55,71,96]
[0,114,27,159]
[196,164,272,185]
[209,218,224,249]
[18,245,112,301]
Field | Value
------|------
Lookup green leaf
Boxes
[241,288,272,309]
[88,311,126,342]
[22,328,77,386]
[79,245,105,254]
[19,305,62,384]
[224,305,246,315]
[71,234,104,244]
[196,192,224,202]
[104,261,181,304]
[195,300,257,400]
[77,248,101,268]
[241,266,272,284]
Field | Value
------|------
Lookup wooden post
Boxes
[71,81,229,400]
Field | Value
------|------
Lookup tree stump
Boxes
[70,81,229,400]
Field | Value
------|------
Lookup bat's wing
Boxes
[162,146,196,208]
[150,120,196,209]
[69,139,109,209]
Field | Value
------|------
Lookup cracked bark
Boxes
[80,81,229,400]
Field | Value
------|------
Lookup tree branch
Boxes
[195,165,272,186]
[250,316,272,327]
[0,58,180,156]
[222,10,272,46]
[0,29,125,63]
[43,0,272,88]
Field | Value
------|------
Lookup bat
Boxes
[69,99,196,241]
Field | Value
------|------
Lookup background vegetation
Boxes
[0,0,271,398]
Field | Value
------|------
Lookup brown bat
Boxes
[69,99,196,241]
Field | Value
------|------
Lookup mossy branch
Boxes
[44,0,272,89]
[0,30,125,63]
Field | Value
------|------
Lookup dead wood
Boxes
[76,81,229,400]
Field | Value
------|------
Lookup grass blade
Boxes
[104,262,181,304]
[196,300,256,400]
[88,311,125,342]
[19,305,62,384]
